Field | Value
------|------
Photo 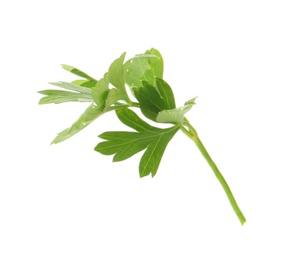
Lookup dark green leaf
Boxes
[61,64,96,81]
[95,108,180,177]
[114,108,158,132]
[155,77,176,109]
[139,132,174,177]
[96,131,155,162]
[133,78,176,122]
[134,81,166,121]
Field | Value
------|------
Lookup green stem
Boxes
[107,102,140,112]
[181,118,246,225]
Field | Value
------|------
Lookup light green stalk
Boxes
[181,118,246,225]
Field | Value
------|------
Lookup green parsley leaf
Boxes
[38,81,93,104]
[51,71,128,144]
[52,102,103,144]
[133,78,176,122]
[155,77,176,109]
[95,108,180,177]
[48,81,93,94]
[125,48,163,89]
[61,64,96,81]
[92,74,109,110]
[108,52,131,104]
[38,49,246,225]
[71,79,97,88]
[38,89,92,104]
[156,97,197,124]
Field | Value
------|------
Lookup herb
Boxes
[38,48,246,225]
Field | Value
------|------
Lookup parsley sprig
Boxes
[38,48,246,225]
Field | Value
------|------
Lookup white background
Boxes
[1,0,295,259]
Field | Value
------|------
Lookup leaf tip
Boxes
[151,171,157,178]
[61,64,73,71]
[185,96,198,105]
[48,81,57,87]
[50,140,57,145]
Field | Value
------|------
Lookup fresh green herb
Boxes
[38,48,246,225]
[96,108,180,177]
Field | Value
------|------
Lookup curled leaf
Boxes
[156,97,197,124]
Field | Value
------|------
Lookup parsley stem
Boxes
[181,119,246,225]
